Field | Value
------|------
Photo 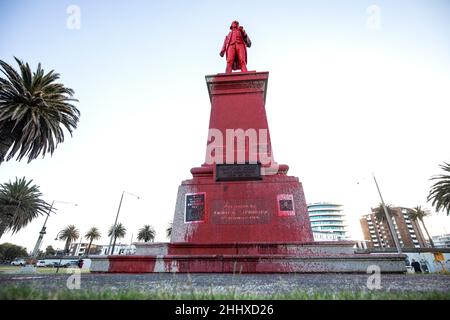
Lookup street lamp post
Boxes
[76,230,83,257]
[31,200,78,258]
[372,173,402,254]
[108,191,140,255]
[54,230,64,273]
[31,208,51,258]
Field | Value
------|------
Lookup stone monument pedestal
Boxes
[170,72,313,244]
[91,71,406,273]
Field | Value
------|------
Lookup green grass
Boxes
[0,286,448,300]
[0,266,90,274]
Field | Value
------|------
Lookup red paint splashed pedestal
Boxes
[170,71,313,244]
[91,72,406,273]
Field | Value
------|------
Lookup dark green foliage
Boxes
[0,177,51,238]
[0,243,28,261]
[0,58,80,164]
[428,162,450,215]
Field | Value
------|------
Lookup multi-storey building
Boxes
[307,202,348,240]
[67,243,136,256]
[98,243,136,255]
[68,243,102,256]
[432,234,450,248]
[360,207,427,249]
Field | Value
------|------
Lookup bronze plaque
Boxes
[216,163,261,181]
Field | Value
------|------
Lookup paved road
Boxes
[1,273,449,294]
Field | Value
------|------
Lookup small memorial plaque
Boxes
[185,193,205,223]
[277,194,295,216]
[216,163,261,181]
[279,200,293,211]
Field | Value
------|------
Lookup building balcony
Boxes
[311,223,347,228]
[310,217,345,222]
[308,213,345,218]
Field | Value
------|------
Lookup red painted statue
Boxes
[220,20,252,73]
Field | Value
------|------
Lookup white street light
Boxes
[31,200,78,258]
[372,173,402,254]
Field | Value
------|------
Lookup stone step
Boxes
[134,241,359,256]
[91,252,406,273]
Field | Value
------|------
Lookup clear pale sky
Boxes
[1,0,449,252]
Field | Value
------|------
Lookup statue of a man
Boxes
[220,20,252,73]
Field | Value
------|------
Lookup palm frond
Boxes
[85,227,101,241]
[0,177,52,235]
[108,223,126,239]
[137,225,156,242]
[373,203,395,222]
[166,222,172,238]
[0,58,80,163]
[59,225,80,242]
[427,162,450,215]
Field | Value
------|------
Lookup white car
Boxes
[36,260,54,267]
[10,259,26,266]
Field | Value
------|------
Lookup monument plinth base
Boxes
[171,172,314,244]
[169,71,314,245]
[90,241,407,273]
[90,71,407,274]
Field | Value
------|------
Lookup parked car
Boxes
[63,261,80,268]
[10,258,26,266]
[36,260,55,267]
[36,260,46,267]
[52,260,78,268]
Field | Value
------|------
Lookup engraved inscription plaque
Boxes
[212,199,271,224]
[185,193,205,223]
[216,163,261,181]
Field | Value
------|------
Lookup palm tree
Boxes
[84,227,101,256]
[108,223,126,255]
[59,225,79,254]
[373,203,396,222]
[409,206,434,248]
[0,58,80,164]
[137,225,156,242]
[166,221,172,239]
[428,162,450,215]
[0,177,52,238]
[373,203,401,249]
